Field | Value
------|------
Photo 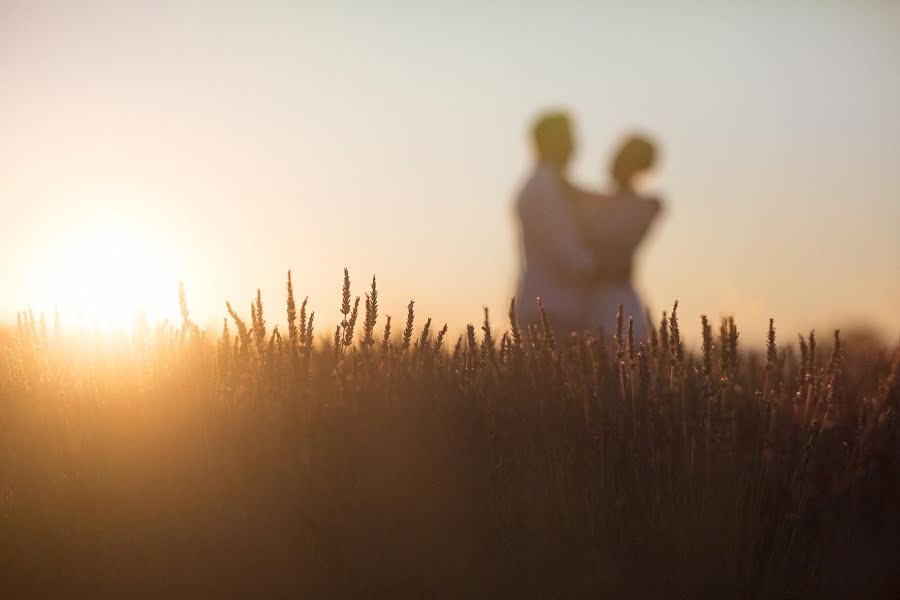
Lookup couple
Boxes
[514,110,663,339]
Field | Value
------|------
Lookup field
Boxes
[1,271,898,599]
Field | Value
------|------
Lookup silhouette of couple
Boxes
[515,111,662,339]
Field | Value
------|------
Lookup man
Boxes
[513,111,597,336]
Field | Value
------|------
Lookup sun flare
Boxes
[28,216,183,331]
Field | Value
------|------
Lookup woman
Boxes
[569,134,663,338]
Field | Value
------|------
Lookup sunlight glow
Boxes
[28,216,183,331]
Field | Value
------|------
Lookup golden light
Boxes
[28,215,183,332]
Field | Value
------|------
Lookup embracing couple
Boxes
[514,110,663,340]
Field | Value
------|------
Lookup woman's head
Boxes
[609,134,657,189]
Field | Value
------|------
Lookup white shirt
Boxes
[514,164,596,333]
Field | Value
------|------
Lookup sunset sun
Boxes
[29,216,182,331]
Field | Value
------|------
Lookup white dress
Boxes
[574,189,661,339]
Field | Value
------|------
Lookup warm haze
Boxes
[2,1,899,341]
[3,3,900,598]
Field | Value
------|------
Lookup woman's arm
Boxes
[572,187,662,250]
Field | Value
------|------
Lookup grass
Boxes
[1,270,898,598]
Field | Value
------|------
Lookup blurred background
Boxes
[1,0,898,344]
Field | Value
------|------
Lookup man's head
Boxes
[531,111,575,171]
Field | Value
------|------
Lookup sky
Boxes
[1,0,899,345]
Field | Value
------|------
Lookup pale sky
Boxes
[2,1,899,344]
